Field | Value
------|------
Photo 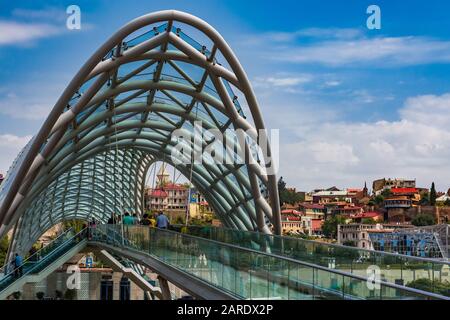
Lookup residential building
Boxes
[145,166,189,215]
[281,209,313,235]
[329,203,363,216]
[437,189,450,204]
[384,196,412,223]
[312,190,350,204]
[338,223,446,259]
[342,211,383,223]
[298,203,326,220]
[390,188,421,204]
[372,178,416,196]
[337,223,384,249]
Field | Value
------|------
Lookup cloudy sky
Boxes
[1,0,450,192]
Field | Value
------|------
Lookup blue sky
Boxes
[1,0,450,192]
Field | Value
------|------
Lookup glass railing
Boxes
[0,228,87,294]
[90,225,447,300]
[169,225,450,297]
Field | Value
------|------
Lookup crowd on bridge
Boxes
[103,211,170,229]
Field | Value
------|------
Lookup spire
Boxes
[157,164,171,187]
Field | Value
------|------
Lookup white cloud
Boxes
[242,27,363,45]
[240,28,450,67]
[274,93,450,191]
[295,28,363,40]
[12,7,66,22]
[0,92,53,120]
[0,134,32,174]
[254,74,313,88]
[0,20,62,46]
[271,36,450,67]
[324,80,341,87]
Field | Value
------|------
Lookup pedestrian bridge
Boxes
[0,9,449,301]
[1,225,448,300]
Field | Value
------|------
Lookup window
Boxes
[120,277,131,301]
[100,278,113,300]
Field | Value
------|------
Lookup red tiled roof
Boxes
[348,211,382,219]
[150,189,168,198]
[282,216,301,221]
[281,209,302,215]
[164,183,187,190]
[347,188,362,193]
[337,206,362,211]
[391,188,418,194]
[311,219,323,231]
[299,203,324,210]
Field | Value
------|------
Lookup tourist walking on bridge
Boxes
[156,211,170,229]
[14,253,23,278]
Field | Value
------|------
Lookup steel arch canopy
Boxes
[0,10,281,254]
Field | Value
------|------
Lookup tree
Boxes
[0,236,9,267]
[420,191,430,205]
[430,182,437,206]
[278,177,287,193]
[361,218,377,225]
[63,219,85,233]
[407,278,450,296]
[412,214,436,227]
[36,292,45,300]
[277,177,303,206]
[322,215,346,239]
[381,189,392,198]
[374,195,384,206]
[444,198,450,206]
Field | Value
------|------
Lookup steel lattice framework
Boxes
[0,10,281,256]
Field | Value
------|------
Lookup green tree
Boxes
[381,189,392,198]
[361,218,377,224]
[62,219,85,233]
[278,177,303,205]
[412,214,436,227]
[407,278,450,297]
[374,195,384,206]
[0,235,9,267]
[322,215,346,239]
[420,191,430,205]
[444,198,450,206]
[430,182,437,206]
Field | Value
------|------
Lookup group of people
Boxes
[7,212,170,278]
[106,211,170,229]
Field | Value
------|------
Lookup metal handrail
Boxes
[173,224,450,265]
[93,225,449,300]
[1,227,86,279]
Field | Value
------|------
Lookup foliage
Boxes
[373,195,384,206]
[64,289,77,300]
[343,240,356,247]
[381,189,392,198]
[361,218,377,225]
[55,290,63,300]
[406,278,450,297]
[36,292,45,300]
[278,177,303,205]
[174,216,185,225]
[444,198,450,206]
[430,182,437,206]
[322,215,346,239]
[12,291,21,300]
[411,214,436,227]
[62,219,85,233]
[420,191,430,205]
[0,235,9,267]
